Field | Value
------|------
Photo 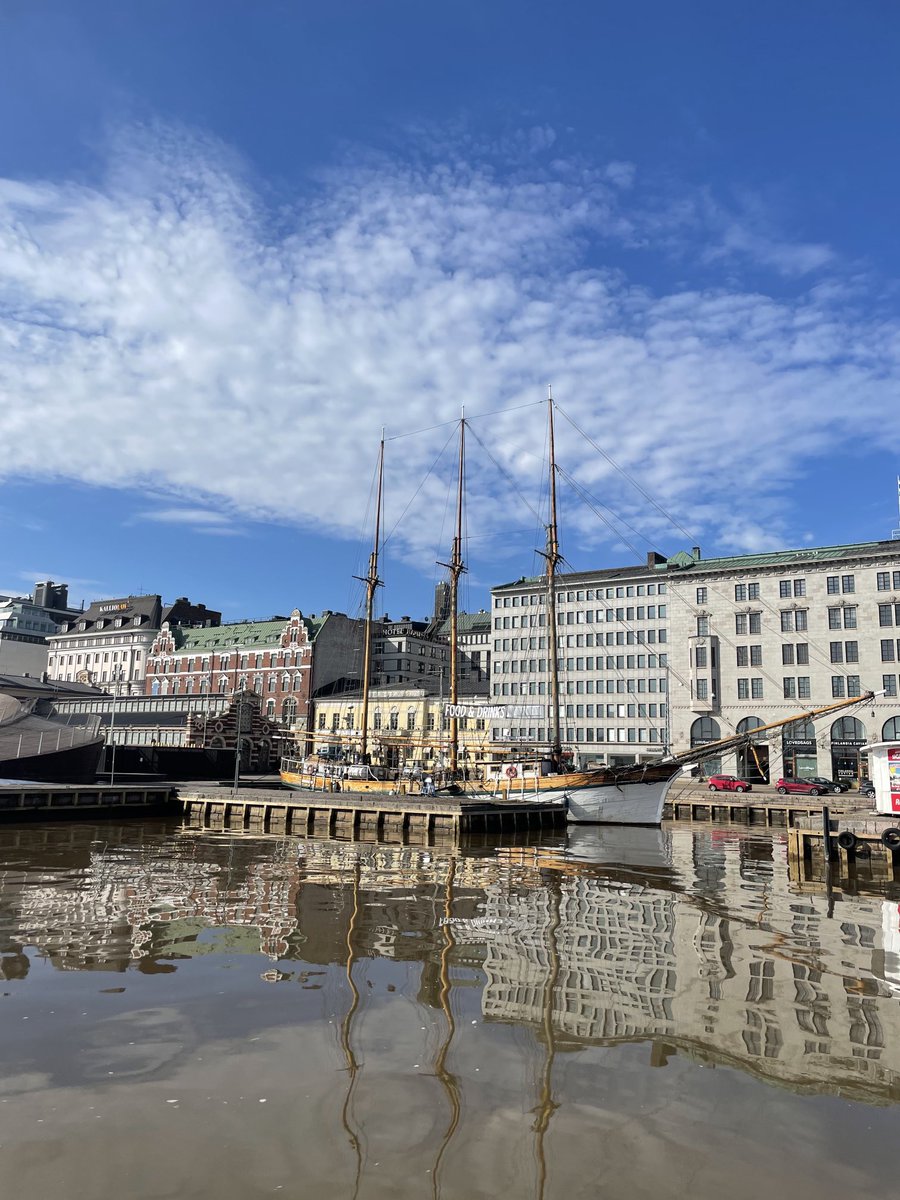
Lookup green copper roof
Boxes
[436,610,491,636]
[172,613,328,650]
[665,539,899,574]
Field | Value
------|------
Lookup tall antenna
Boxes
[892,475,900,540]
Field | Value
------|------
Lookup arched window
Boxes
[784,718,815,741]
[407,708,416,731]
[265,699,275,719]
[160,678,169,695]
[218,676,229,694]
[281,698,297,724]
[374,710,382,731]
[293,673,302,690]
[882,716,900,741]
[690,717,721,746]
[185,677,194,694]
[151,679,160,696]
[389,708,399,731]
[737,716,765,739]
[831,716,866,742]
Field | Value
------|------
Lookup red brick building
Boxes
[145,608,365,739]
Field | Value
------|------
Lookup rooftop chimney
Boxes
[691,546,701,561]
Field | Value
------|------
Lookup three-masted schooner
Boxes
[281,391,876,825]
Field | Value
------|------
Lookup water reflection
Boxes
[1,820,900,1198]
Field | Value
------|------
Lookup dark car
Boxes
[859,780,876,798]
[807,776,849,794]
[776,777,827,796]
[707,775,753,793]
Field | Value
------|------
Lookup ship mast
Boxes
[543,387,563,768]
[439,412,466,777]
[357,435,384,764]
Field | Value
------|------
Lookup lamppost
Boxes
[109,666,125,786]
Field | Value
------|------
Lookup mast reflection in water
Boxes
[1,820,899,1200]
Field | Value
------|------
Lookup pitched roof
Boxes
[664,538,900,575]
[436,610,491,636]
[172,613,328,651]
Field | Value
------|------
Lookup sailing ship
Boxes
[281,391,877,824]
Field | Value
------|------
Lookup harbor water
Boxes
[1,820,899,1199]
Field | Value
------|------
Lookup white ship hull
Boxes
[562,774,677,826]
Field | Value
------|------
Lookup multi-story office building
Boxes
[435,610,491,695]
[664,540,900,783]
[490,555,670,767]
[47,595,220,693]
[371,615,450,688]
[0,581,80,676]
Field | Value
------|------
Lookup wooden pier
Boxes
[788,812,900,881]
[179,786,566,841]
[0,782,174,819]
[663,795,837,826]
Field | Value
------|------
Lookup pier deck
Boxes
[179,785,565,840]
[0,782,174,819]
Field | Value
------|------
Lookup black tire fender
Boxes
[881,828,900,850]
[836,830,857,851]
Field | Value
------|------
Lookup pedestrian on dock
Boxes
[424,774,435,796]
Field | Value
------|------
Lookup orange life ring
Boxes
[505,765,518,779]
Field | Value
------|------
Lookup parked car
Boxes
[806,776,849,794]
[859,780,876,798]
[776,777,828,796]
[707,775,753,793]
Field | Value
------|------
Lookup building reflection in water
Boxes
[1,821,900,1109]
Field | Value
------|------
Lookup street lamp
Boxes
[109,666,125,786]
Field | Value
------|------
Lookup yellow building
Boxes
[308,684,492,774]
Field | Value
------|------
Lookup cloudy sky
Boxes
[1,2,899,621]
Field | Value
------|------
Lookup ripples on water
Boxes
[1,820,899,1199]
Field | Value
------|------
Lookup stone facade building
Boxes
[310,684,491,774]
[47,595,219,694]
[663,540,900,783]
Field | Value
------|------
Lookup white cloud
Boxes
[0,123,898,574]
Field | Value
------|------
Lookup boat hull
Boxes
[280,763,677,826]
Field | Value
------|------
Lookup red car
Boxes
[776,777,827,796]
[707,775,753,793]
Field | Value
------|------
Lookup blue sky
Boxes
[1,1,899,623]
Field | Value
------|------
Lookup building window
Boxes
[750,645,762,666]
[749,612,761,634]
[783,678,796,699]
[842,575,855,593]
[877,571,890,590]
[832,676,845,698]
[830,641,843,663]
[737,646,748,667]
[828,608,842,630]
[779,580,791,598]
[882,639,897,662]
[798,677,811,699]
[782,644,794,665]
[827,576,840,595]
[696,587,707,604]
[696,616,709,636]
[735,584,746,601]
[847,675,861,695]
[751,678,763,699]
[845,641,859,663]
[737,678,749,699]
[793,579,806,597]
[696,678,708,700]
[695,645,708,668]
[884,676,898,698]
